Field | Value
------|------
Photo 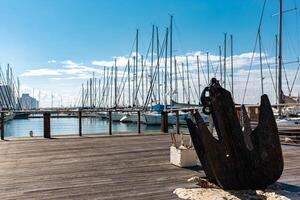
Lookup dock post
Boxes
[108,111,112,135]
[137,111,141,134]
[1,112,4,140]
[78,111,82,137]
[43,112,51,138]
[176,110,180,135]
[161,111,168,133]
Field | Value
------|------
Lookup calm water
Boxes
[4,118,161,138]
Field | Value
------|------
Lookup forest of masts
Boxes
[77,16,238,110]
[77,5,299,111]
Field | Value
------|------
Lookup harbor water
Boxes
[4,117,161,138]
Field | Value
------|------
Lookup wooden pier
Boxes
[0,133,299,200]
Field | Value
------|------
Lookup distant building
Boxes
[19,93,39,109]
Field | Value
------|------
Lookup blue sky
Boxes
[0,0,299,107]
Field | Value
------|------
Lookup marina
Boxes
[0,0,300,199]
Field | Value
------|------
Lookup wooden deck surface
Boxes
[0,133,299,200]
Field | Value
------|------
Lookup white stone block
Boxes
[170,146,200,167]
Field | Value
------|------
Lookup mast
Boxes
[141,55,144,104]
[174,56,178,102]
[207,52,210,82]
[230,34,234,99]
[259,31,264,95]
[90,78,92,108]
[170,15,173,105]
[157,27,161,104]
[82,83,84,108]
[278,0,283,114]
[182,63,185,102]
[102,66,106,107]
[186,56,190,103]
[219,46,222,85]
[275,34,278,104]
[197,55,201,104]
[133,56,136,106]
[128,60,131,107]
[114,58,117,107]
[164,28,169,110]
[135,29,139,106]
[224,33,227,88]
[151,25,154,91]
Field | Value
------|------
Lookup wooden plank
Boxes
[0,133,299,200]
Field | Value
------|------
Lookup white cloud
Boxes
[21,68,63,76]
[47,60,57,64]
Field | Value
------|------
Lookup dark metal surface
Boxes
[187,79,284,190]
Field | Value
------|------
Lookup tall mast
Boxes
[82,83,84,108]
[197,55,201,104]
[186,56,190,103]
[219,46,222,85]
[259,30,264,95]
[141,55,144,104]
[278,0,283,113]
[149,25,154,103]
[275,34,278,104]
[133,56,136,106]
[92,72,95,107]
[164,28,169,110]
[174,56,178,102]
[207,52,210,82]
[224,33,227,88]
[170,15,173,105]
[128,60,131,107]
[90,78,92,107]
[86,80,89,107]
[102,66,106,107]
[114,58,117,107]
[135,29,139,106]
[156,27,161,104]
[182,63,185,102]
[230,34,234,99]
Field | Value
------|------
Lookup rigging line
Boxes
[284,20,298,59]
[173,18,184,54]
[178,65,188,101]
[116,62,129,104]
[199,59,208,85]
[190,74,199,104]
[295,0,300,55]
[134,35,153,102]
[282,63,292,95]
[143,32,167,109]
[261,42,277,93]
[242,0,266,104]
[290,61,300,93]
[139,32,167,105]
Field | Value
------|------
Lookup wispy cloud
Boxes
[47,60,57,64]
[21,68,63,76]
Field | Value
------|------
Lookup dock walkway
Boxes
[0,133,299,199]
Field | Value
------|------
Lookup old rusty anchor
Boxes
[186,78,284,190]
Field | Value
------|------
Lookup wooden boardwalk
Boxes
[0,133,299,200]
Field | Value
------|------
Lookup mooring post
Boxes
[1,112,4,140]
[176,110,180,135]
[161,111,168,133]
[78,110,82,137]
[137,110,141,134]
[43,112,51,138]
[108,111,112,135]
